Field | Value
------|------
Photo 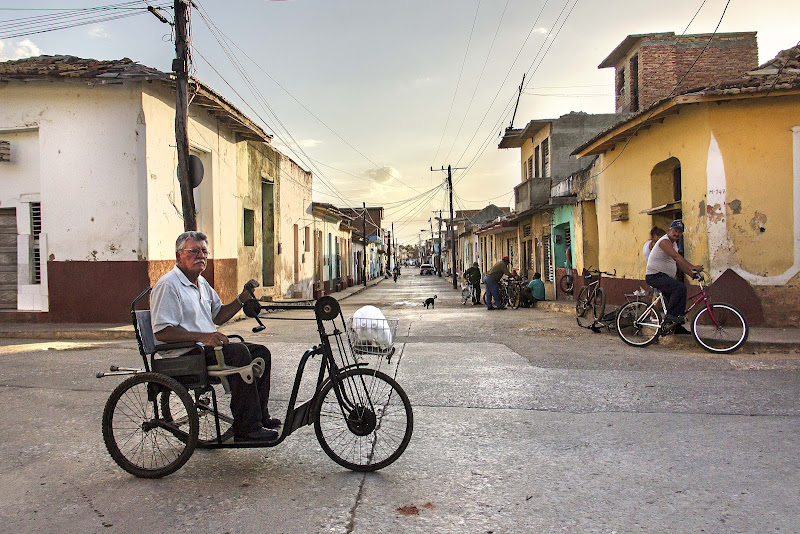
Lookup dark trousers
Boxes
[484,276,502,308]
[202,342,272,436]
[519,287,540,307]
[470,282,481,303]
[645,273,686,318]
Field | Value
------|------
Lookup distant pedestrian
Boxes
[463,261,482,305]
[643,226,666,263]
[484,256,516,310]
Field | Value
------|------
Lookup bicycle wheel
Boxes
[102,373,198,478]
[314,368,413,472]
[576,286,594,327]
[616,301,661,347]
[162,383,233,445]
[461,286,471,305]
[692,303,748,353]
[559,274,573,294]
[592,287,606,321]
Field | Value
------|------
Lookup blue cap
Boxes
[670,219,684,231]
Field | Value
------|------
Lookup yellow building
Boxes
[574,44,800,326]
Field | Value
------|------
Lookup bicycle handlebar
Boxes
[588,268,616,277]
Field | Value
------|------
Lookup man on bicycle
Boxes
[464,261,482,305]
[151,231,281,442]
[484,256,517,310]
[645,220,703,327]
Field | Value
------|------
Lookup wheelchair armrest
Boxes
[228,335,244,343]
[152,341,203,355]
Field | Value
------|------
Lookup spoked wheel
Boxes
[162,383,233,445]
[692,303,748,353]
[102,373,198,478]
[559,274,573,294]
[592,287,606,321]
[576,286,594,327]
[461,287,471,305]
[617,301,661,347]
[314,368,413,472]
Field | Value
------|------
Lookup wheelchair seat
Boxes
[131,287,265,393]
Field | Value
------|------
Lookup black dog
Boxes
[423,295,437,309]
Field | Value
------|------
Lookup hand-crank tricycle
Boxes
[97,289,413,478]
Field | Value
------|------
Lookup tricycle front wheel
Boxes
[314,368,413,471]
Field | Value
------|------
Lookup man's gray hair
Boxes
[175,231,208,253]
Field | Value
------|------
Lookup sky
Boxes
[1,0,799,244]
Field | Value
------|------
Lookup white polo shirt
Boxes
[151,265,222,335]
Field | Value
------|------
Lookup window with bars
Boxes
[527,157,533,180]
[542,138,550,178]
[30,202,41,284]
[543,234,553,282]
[534,146,540,178]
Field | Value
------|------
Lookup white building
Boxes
[0,55,313,321]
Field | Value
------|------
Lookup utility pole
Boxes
[173,0,196,231]
[437,210,443,277]
[432,165,466,288]
[391,222,395,272]
[362,202,367,287]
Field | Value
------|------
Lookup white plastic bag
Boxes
[351,305,393,349]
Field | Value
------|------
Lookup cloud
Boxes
[297,138,321,148]
[88,26,110,39]
[361,166,400,184]
[0,38,42,61]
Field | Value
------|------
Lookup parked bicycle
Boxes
[558,272,573,295]
[461,281,474,305]
[483,277,514,309]
[507,278,528,309]
[575,267,616,328]
[615,271,748,353]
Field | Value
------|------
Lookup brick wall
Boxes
[613,32,758,113]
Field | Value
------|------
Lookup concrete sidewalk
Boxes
[0,276,386,341]
[537,298,800,352]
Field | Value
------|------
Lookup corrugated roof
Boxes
[0,55,271,142]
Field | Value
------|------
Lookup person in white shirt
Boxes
[151,231,280,442]
[643,226,666,263]
[645,220,703,326]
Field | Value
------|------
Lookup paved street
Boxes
[1,272,799,533]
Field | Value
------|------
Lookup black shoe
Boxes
[487,306,496,310]
[664,315,685,325]
[674,325,691,335]
[262,416,282,429]
[472,301,481,306]
[235,427,278,442]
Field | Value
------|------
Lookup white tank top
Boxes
[646,234,677,277]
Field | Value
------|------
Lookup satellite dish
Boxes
[188,154,204,188]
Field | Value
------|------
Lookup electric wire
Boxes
[430,0,482,166]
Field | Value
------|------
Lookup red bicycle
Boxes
[616,271,748,353]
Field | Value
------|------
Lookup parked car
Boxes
[420,263,434,275]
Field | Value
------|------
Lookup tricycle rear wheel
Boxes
[102,372,198,478]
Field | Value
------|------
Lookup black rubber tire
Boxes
[102,373,198,478]
[576,286,593,327]
[692,303,748,353]
[162,383,233,445]
[592,287,607,321]
[314,368,413,472]
[559,274,573,294]
[616,301,661,347]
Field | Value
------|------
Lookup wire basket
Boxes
[345,316,399,357]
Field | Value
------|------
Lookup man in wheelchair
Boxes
[150,231,281,442]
